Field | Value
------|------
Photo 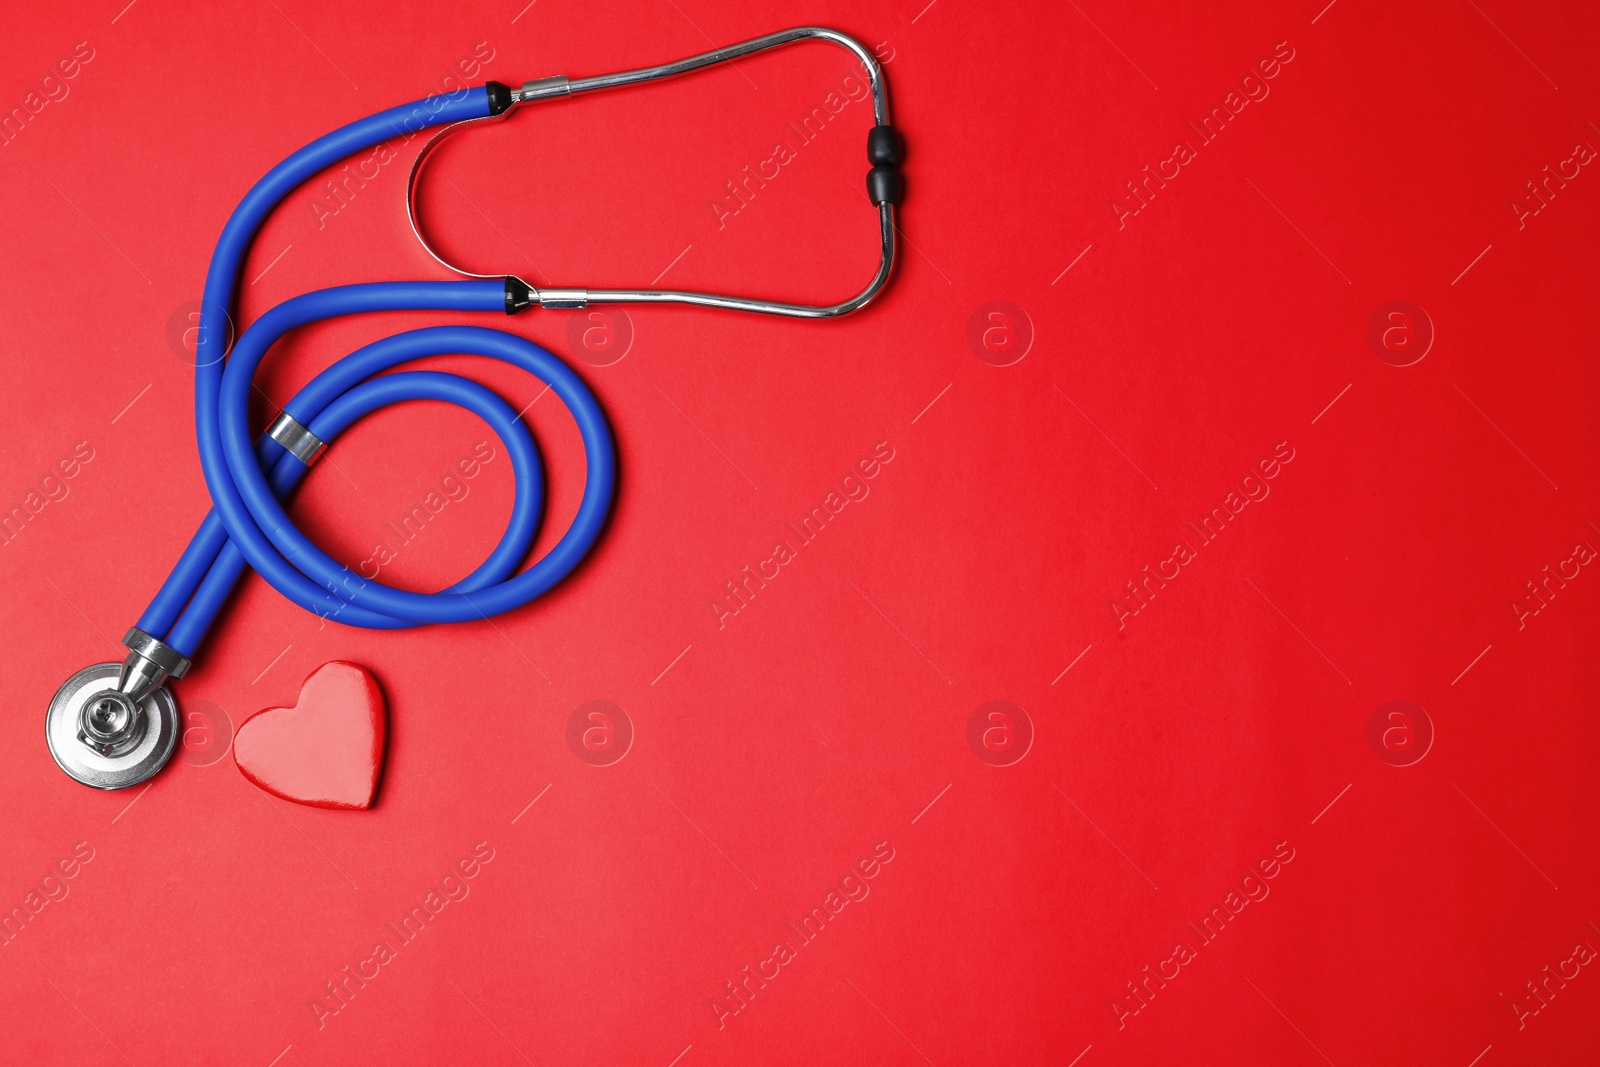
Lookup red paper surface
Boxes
[2,1,1598,1064]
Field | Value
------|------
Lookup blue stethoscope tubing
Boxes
[138,87,617,660]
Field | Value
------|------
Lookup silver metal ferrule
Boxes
[117,627,190,704]
[537,288,589,309]
[267,412,327,466]
[512,75,571,103]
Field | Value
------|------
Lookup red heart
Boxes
[233,661,387,810]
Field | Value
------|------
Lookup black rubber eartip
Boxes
[867,125,904,166]
[867,165,904,205]
[866,125,905,204]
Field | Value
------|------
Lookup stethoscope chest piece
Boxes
[47,663,179,790]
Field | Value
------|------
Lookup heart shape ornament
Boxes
[233,661,387,809]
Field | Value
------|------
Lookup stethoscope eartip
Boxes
[47,662,179,790]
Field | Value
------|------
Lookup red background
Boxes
[2,0,1598,1064]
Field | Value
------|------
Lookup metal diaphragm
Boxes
[47,662,179,789]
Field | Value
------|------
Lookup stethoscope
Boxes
[46,26,903,790]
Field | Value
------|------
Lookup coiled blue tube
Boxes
[135,88,617,659]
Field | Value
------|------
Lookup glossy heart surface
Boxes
[233,661,386,810]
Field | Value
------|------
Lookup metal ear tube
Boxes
[405,26,901,317]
